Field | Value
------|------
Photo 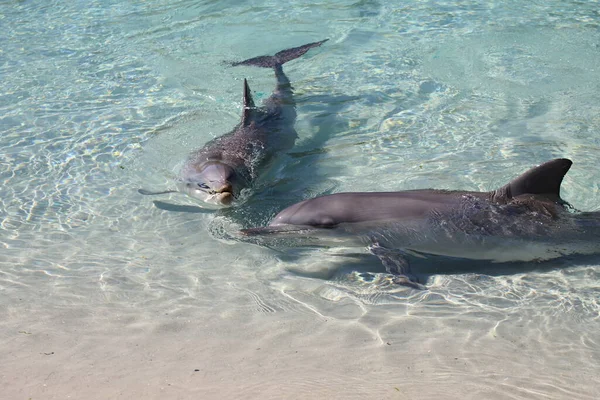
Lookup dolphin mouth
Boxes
[210,182,234,206]
[215,192,233,205]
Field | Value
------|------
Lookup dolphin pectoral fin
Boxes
[367,244,412,275]
[152,200,212,214]
[138,188,178,196]
[368,244,426,290]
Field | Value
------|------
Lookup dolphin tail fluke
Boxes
[231,39,328,68]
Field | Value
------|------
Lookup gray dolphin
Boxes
[241,158,600,288]
[140,39,328,207]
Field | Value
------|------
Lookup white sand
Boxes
[3,264,598,399]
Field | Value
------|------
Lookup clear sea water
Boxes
[1,0,599,398]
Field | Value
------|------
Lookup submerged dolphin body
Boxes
[242,159,600,288]
[141,39,328,207]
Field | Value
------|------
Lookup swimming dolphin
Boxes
[140,39,328,207]
[241,158,600,288]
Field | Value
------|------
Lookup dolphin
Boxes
[241,158,600,288]
[140,39,328,207]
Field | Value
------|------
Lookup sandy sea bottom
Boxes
[1,0,600,398]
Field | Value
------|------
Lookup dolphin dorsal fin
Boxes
[242,78,255,126]
[491,158,572,202]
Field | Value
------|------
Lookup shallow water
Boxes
[1,0,599,398]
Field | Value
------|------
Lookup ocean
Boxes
[1,0,599,398]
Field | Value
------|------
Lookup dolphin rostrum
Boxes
[140,39,328,207]
[241,158,600,288]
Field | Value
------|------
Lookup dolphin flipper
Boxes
[368,243,426,290]
[152,200,211,214]
[138,188,178,196]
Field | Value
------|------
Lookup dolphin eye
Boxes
[196,183,209,190]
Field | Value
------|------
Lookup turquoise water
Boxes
[1,1,600,398]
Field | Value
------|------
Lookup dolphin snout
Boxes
[214,183,233,194]
[216,192,233,205]
[213,183,233,205]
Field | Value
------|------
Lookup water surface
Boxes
[1,1,599,398]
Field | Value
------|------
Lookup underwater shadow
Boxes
[315,250,600,288]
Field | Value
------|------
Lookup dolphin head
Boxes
[178,161,239,207]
